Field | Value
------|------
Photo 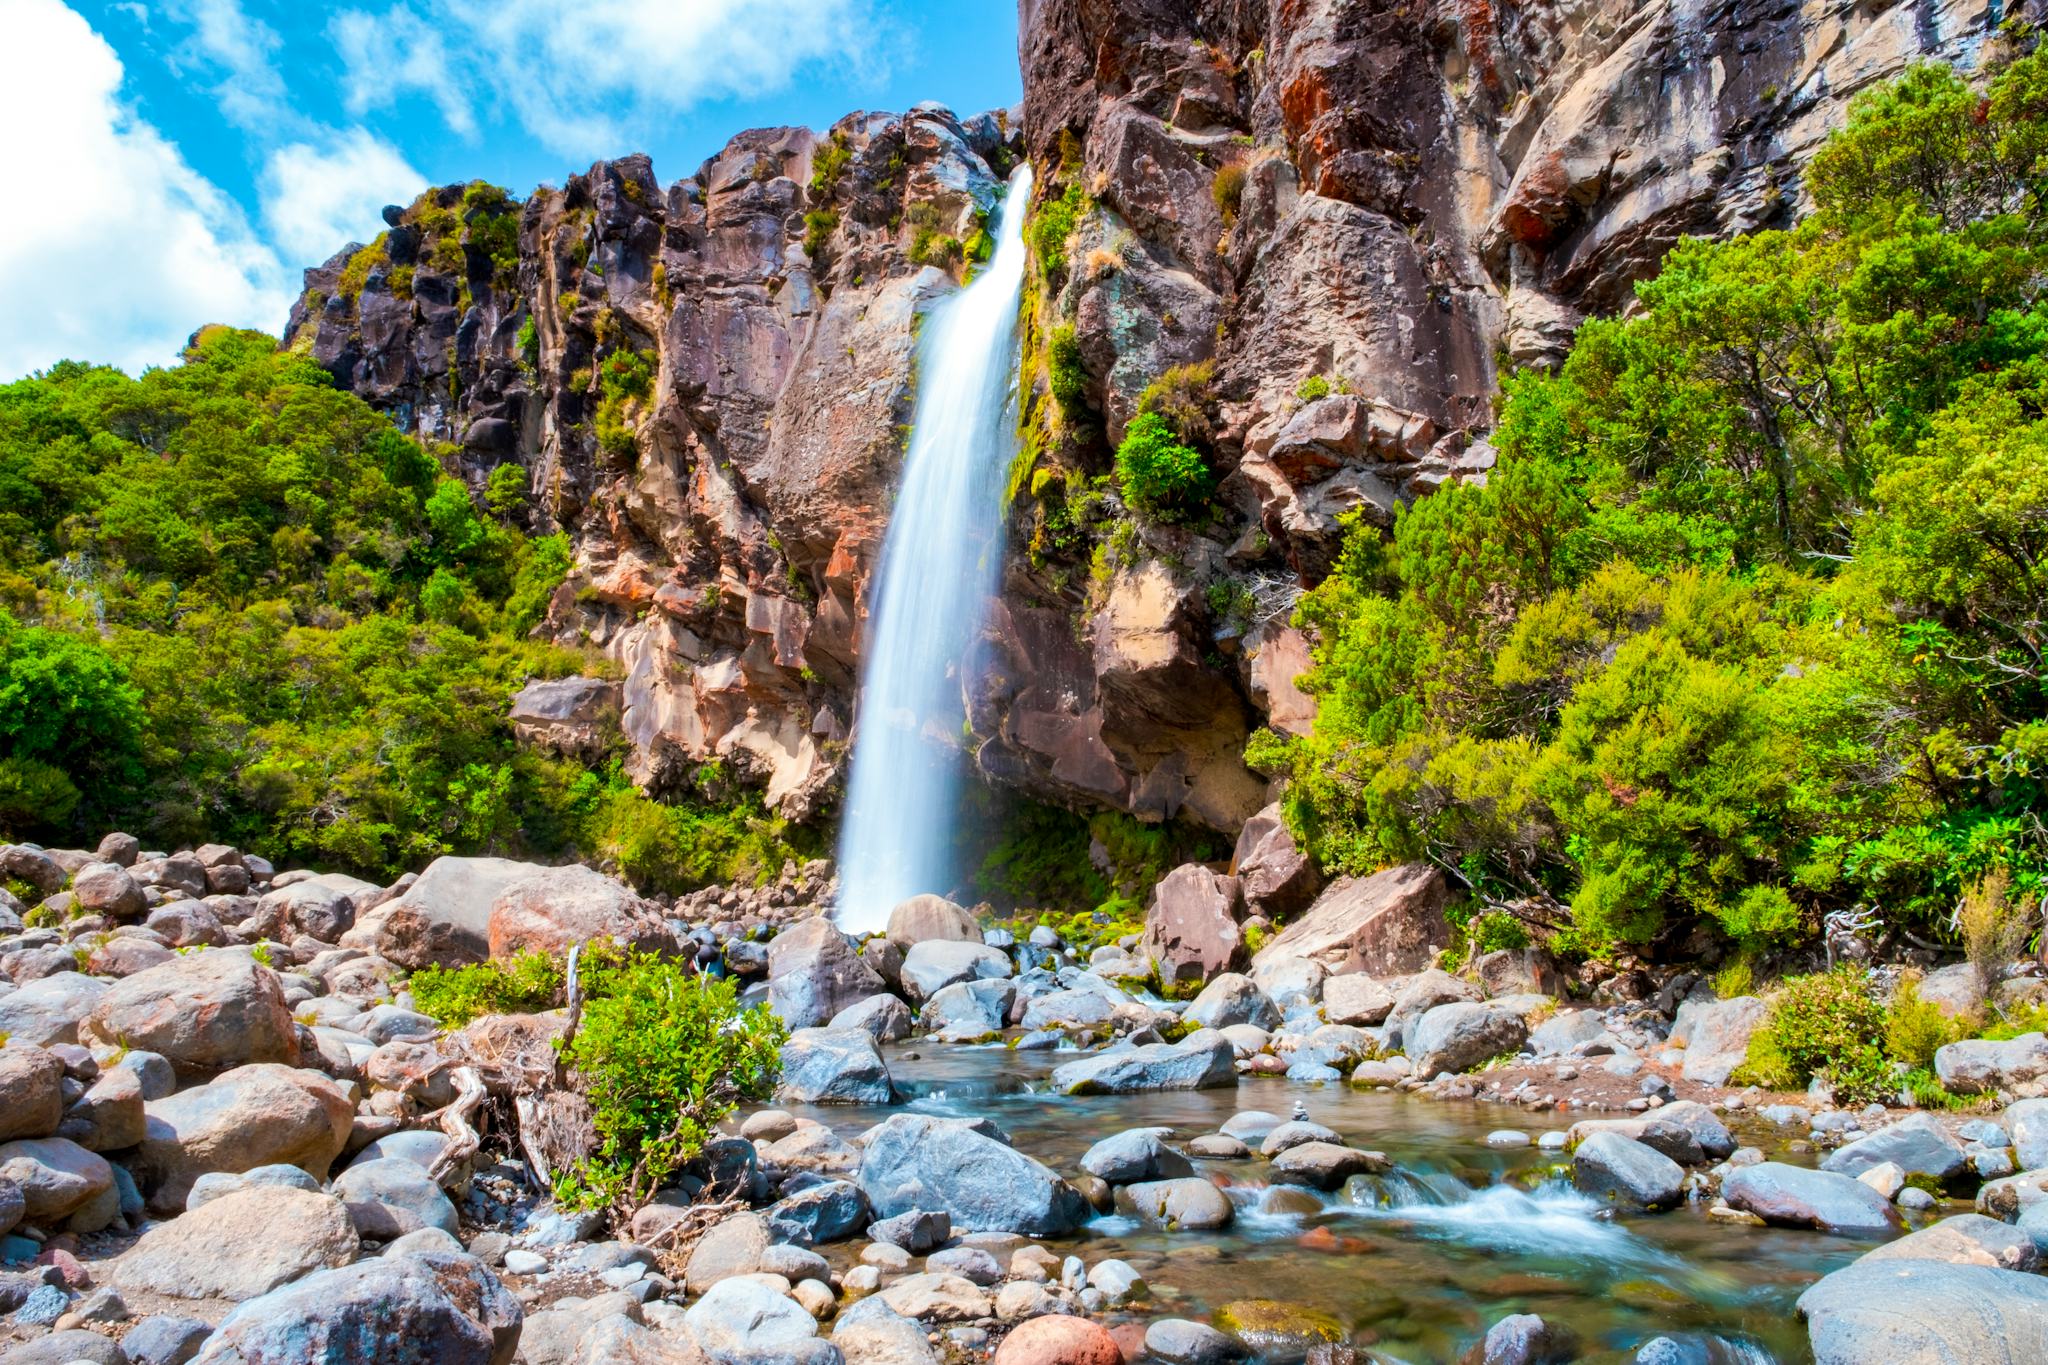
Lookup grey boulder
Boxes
[1798,1257,2048,1364]
[1723,1162,1903,1235]
[777,1029,894,1105]
[1050,1038,1235,1095]
[858,1114,1088,1236]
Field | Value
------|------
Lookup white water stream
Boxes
[834,163,1035,934]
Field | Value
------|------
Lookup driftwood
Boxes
[423,1064,488,1185]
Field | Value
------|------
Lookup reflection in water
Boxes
[776,1044,1854,1363]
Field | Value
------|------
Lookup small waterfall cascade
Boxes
[833,162,1036,934]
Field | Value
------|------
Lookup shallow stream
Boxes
[781,1045,1870,1364]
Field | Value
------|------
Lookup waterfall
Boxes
[834,162,1035,935]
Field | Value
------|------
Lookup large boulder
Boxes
[777,1028,895,1105]
[768,918,888,1030]
[0,973,107,1046]
[835,1297,939,1365]
[1860,1213,2039,1273]
[992,1315,1122,1365]
[919,978,1017,1040]
[1571,1132,1683,1210]
[828,994,914,1043]
[1050,1037,1236,1094]
[133,1063,354,1211]
[485,863,678,961]
[885,896,981,951]
[1141,865,1243,987]
[1406,1002,1527,1079]
[1723,1162,1903,1236]
[2008,1098,2048,1170]
[83,950,300,1080]
[1321,974,1395,1027]
[345,855,539,970]
[0,1136,113,1224]
[1383,969,1483,1049]
[333,1157,462,1239]
[1673,995,1765,1086]
[1080,1128,1194,1185]
[1248,864,1447,976]
[1232,805,1321,921]
[1936,1033,2048,1095]
[70,862,145,918]
[897,941,1012,1004]
[0,1045,64,1142]
[261,872,380,942]
[191,1249,522,1364]
[1821,1113,1970,1187]
[1797,1257,2048,1364]
[858,1114,1089,1235]
[112,1187,359,1300]
[684,1272,822,1364]
[1182,973,1278,1031]
[683,1211,771,1292]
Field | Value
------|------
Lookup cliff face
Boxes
[286,0,2012,837]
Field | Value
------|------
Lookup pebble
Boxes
[14,1282,69,1327]
[502,1249,547,1275]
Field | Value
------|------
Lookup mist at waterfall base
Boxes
[833,163,1035,936]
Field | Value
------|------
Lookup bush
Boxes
[1736,967,1888,1098]
[409,949,564,1028]
[1047,325,1088,421]
[1137,361,1215,445]
[1295,374,1331,402]
[556,952,785,1216]
[1115,412,1211,518]
[1031,182,1090,274]
[1884,975,1962,1069]
[808,131,851,197]
[1213,164,1247,222]
[803,210,838,257]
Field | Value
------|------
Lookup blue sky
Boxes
[0,0,1021,379]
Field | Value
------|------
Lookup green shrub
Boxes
[1295,374,1331,402]
[411,949,565,1028]
[1030,182,1090,274]
[1213,163,1247,222]
[1884,975,1963,1068]
[556,953,785,1215]
[803,210,839,257]
[0,757,79,837]
[557,292,582,320]
[1047,324,1088,420]
[1115,412,1212,518]
[337,234,390,301]
[809,131,851,197]
[1137,361,1215,444]
[485,464,530,520]
[516,316,539,367]
[1736,967,1887,1097]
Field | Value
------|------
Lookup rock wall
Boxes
[285,0,2020,837]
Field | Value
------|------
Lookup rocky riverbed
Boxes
[0,834,2046,1364]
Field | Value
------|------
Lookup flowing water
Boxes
[834,163,1037,936]
[782,1046,1863,1364]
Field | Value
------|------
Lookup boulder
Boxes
[1249,864,1447,976]
[885,896,981,950]
[1821,1113,1970,1187]
[567,1318,710,1365]
[1571,1132,1683,1210]
[1232,805,1321,921]
[835,1296,939,1365]
[486,863,678,961]
[71,863,145,918]
[1383,969,1482,1049]
[1050,1037,1236,1094]
[1321,974,1394,1027]
[1472,950,1563,999]
[765,1179,869,1246]
[190,1249,521,1364]
[83,950,300,1080]
[992,1315,1122,1365]
[347,855,538,970]
[1183,973,1279,1031]
[0,973,107,1046]
[768,919,887,1030]
[777,1028,894,1105]
[261,871,380,942]
[1141,865,1243,987]
[1267,1142,1387,1190]
[0,1136,112,1223]
[1250,956,1325,1013]
[1407,1002,1528,1079]
[1673,996,1765,1086]
[858,1114,1089,1235]
[684,1275,820,1363]
[1528,1010,1605,1056]
[1797,1257,2048,1364]
[334,1157,461,1240]
[1918,962,1989,1018]
[0,1330,127,1364]
[1081,1128,1194,1185]
[2008,1098,2048,1171]
[877,1271,993,1321]
[0,1046,64,1142]
[685,1212,772,1292]
[117,1315,214,1365]
[113,1187,359,1300]
[61,1065,147,1151]
[1723,1162,1903,1236]
[133,1063,354,1211]
[897,941,1012,1004]
[1936,1033,2048,1095]
[828,995,913,1043]
[1860,1213,2039,1273]
[919,978,1016,1040]
[1144,1320,1245,1365]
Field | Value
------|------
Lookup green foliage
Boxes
[556,953,785,1216]
[1031,182,1090,275]
[516,317,539,368]
[803,210,839,258]
[410,950,564,1028]
[594,350,655,461]
[1295,374,1332,402]
[1137,362,1215,445]
[1115,412,1212,519]
[1884,975,1964,1069]
[1213,163,1247,222]
[1047,324,1089,422]
[581,772,820,894]
[485,464,530,520]
[1736,968,1890,1101]
[1261,46,2048,956]
[809,131,852,197]
[336,235,390,302]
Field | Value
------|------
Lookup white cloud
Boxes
[0,0,294,378]
[332,0,891,157]
[160,0,294,132]
[262,129,429,267]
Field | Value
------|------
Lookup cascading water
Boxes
[833,163,1035,934]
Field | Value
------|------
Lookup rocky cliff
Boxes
[286,0,2017,838]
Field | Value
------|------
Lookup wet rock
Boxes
[1571,1132,1683,1211]
[828,995,913,1043]
[991,1315,1121,1365]
[768,921,889,1031]
[777,1028,894,1105]
[1142,865,1244,987]
[190,1249,521,1364]
[1114,1177,1234,1230]
[1212,1301,1344,1358]
[1051,1037,1236,1094]
[1723,1162,1903,1236]
[1268,1142,1388,1191]
[1183,974,1279,1031]
[113,1187,359,1300]
[1464,1313,1577,1365]
[898,941,1012,1004]
[858,1114,1088,1236]
[85,951,300,1080]
[1144,1320,1246,1365]
[1250,865,1447,977]
[1861,1212,2039,1272]
[1407,1002,1528,1079]
[1080,1128,1193,1184]
[1797,1257,2048,1363]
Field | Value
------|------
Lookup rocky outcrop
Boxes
[1251,865,1448,976]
